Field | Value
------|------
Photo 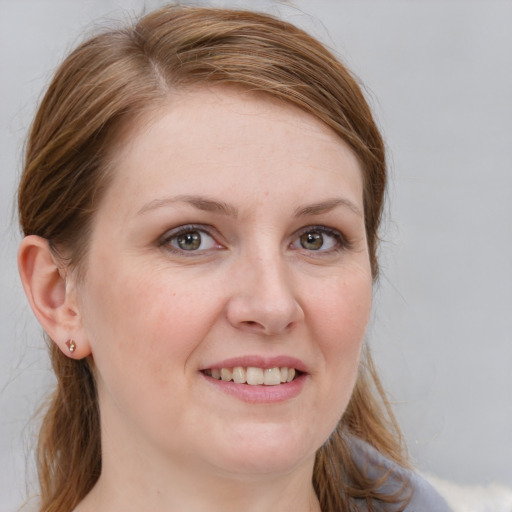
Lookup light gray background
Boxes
[1,0,511,510]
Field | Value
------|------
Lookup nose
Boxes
[225,254,305,336]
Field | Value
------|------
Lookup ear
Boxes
[18,235,91,359]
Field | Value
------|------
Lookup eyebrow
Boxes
[137,195,239,217]
[293,197,362,218]
[137,194,362,218]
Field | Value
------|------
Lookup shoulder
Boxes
[347,435,453,511]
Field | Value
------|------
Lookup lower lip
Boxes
[201,372,307,403]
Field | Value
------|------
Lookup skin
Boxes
[19,87,373,512]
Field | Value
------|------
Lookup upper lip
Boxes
[201,355,308,374]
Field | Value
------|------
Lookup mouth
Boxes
[201,366,301,386]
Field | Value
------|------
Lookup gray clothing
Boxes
[349,436,452,511]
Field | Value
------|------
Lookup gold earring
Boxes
[66,339,77,353]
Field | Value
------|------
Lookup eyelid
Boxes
[291,225,352,252]
[158,224,224,253]
[158,223,351,255]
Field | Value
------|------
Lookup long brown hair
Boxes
[18,6,407,512]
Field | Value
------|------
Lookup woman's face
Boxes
[77,87,372,479]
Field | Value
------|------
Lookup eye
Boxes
[291,227,345,252]
[161,225,220,253]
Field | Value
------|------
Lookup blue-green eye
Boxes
[163,227,218,252]
[292,227,344,252]
[175,231,202,251]
[300,232,324,250]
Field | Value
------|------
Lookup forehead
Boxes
[116,86,350,149]
[103,86,363,215]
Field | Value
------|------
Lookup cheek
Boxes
[306,270,372,401]
[81,261,224,374]
[310,270,372,348]
[79,265,218,426]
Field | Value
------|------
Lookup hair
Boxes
[18,5,408,512]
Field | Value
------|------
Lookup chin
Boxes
[207,423,320,477]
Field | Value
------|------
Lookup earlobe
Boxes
[18,235,91,359]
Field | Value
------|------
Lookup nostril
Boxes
[226,293,304,335]
[242,320,264,331]
[239,320,268,333]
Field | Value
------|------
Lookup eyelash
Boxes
[292,225,352,254]
[158,224,220,254]
[158,224,351,255]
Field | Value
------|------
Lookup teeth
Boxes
[220,368,232,381]
[263,367,281,386]
[246,367,264,385]
[232,366,246,384]
[206,366,298,385]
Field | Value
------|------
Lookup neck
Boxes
[78,462,321,512]
[75,429,321,512]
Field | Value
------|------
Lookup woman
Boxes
[17,5,451,512]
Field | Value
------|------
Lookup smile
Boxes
[202,366,298,385]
